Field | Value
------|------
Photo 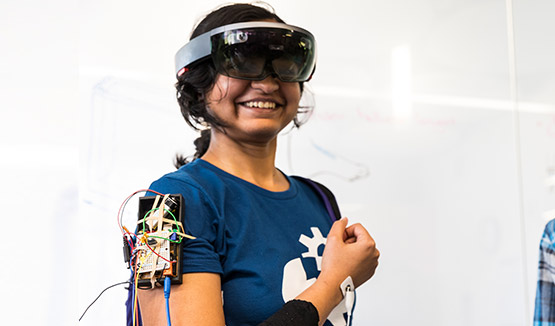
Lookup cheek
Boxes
[206,76,228,105]
[206,76,250,106]
[285,83,302,105]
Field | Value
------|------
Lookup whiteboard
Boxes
[35,0,554,325]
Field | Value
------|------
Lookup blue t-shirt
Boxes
[148,159,348,326]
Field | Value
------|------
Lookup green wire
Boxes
[142,207,178,231]
[148,235,182,243]
[141,206,184,243]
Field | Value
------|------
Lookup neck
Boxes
[201,131,289,191]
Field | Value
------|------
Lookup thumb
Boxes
[328,217,348,240]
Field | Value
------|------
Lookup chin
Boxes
[240,125,285,142]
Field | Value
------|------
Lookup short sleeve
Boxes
[148,176,225,275]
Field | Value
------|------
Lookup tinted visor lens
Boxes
[210,28,316,82]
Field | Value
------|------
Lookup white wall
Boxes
[2,0,554,325]
[1,0,79,325]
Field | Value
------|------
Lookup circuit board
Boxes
[134,194,184,288]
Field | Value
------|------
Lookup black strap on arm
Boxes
[258,299,319,326]
[291,176,341,222]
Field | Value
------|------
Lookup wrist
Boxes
[294,275,344,323]
[313,275,344,307]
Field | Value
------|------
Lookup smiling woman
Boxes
[130,3,380,326]
[202,74,300,166]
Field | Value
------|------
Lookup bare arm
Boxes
[137,273,225,326]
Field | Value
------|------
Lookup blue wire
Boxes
[164,276,172,326]
[349,291,357,326]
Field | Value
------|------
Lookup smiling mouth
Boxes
[241,101,280,109]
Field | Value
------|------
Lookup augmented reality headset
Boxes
[174,21,317,82]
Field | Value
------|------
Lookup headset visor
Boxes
[211,26,316,82]
[175,22,317,82]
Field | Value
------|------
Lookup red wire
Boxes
[124,231,136,251]
[117,188,166,234]
[144,241,176,264]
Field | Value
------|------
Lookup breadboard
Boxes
[137,230,171,274]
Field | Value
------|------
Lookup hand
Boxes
[320,218,380,289]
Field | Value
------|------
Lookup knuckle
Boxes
[364,239,376,250]
[327,232,341,242]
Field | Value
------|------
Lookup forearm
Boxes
[294,277,343,326]
[257,275,343,326]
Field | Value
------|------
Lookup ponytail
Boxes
[174,129,211,168]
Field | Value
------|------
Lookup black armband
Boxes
[258,299,319,326]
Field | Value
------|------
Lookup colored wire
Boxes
[113,189,189,326]
[346,290,356,326]
[142,207,184,236]
[123,229,137,250]
[118,188,165,234]
[78,281,131,321]
[133,260,142,326]
[164,276,172,326]
[144,240,176,264]
[166,298,172,326]
[143,208,179,231]
[148,235,181,244]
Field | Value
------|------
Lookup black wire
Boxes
[79,281,131,322]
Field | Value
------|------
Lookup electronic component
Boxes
[123,237,132,268]
[134,194,186,288]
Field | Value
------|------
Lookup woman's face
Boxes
[205,74,301,144]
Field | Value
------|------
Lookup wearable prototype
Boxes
[174,21,317,82]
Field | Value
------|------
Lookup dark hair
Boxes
[174,2,312,168]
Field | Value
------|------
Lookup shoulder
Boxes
[539,219,555,254]
[542,219,555,244]
[545,219,555,233]
[147,160,234,218]
[147,160,228,243]
[148,159,224,195]
[290,176,341,221]
[291,176,335,196]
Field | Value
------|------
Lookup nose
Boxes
[250,75,280,94]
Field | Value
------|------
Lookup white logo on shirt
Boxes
[281,227,347,326]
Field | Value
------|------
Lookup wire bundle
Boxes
[118,189,192,326]
[80,189,195,325]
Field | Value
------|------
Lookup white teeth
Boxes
[244,101,277,109]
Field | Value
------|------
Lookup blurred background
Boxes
[2,0,554,325]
